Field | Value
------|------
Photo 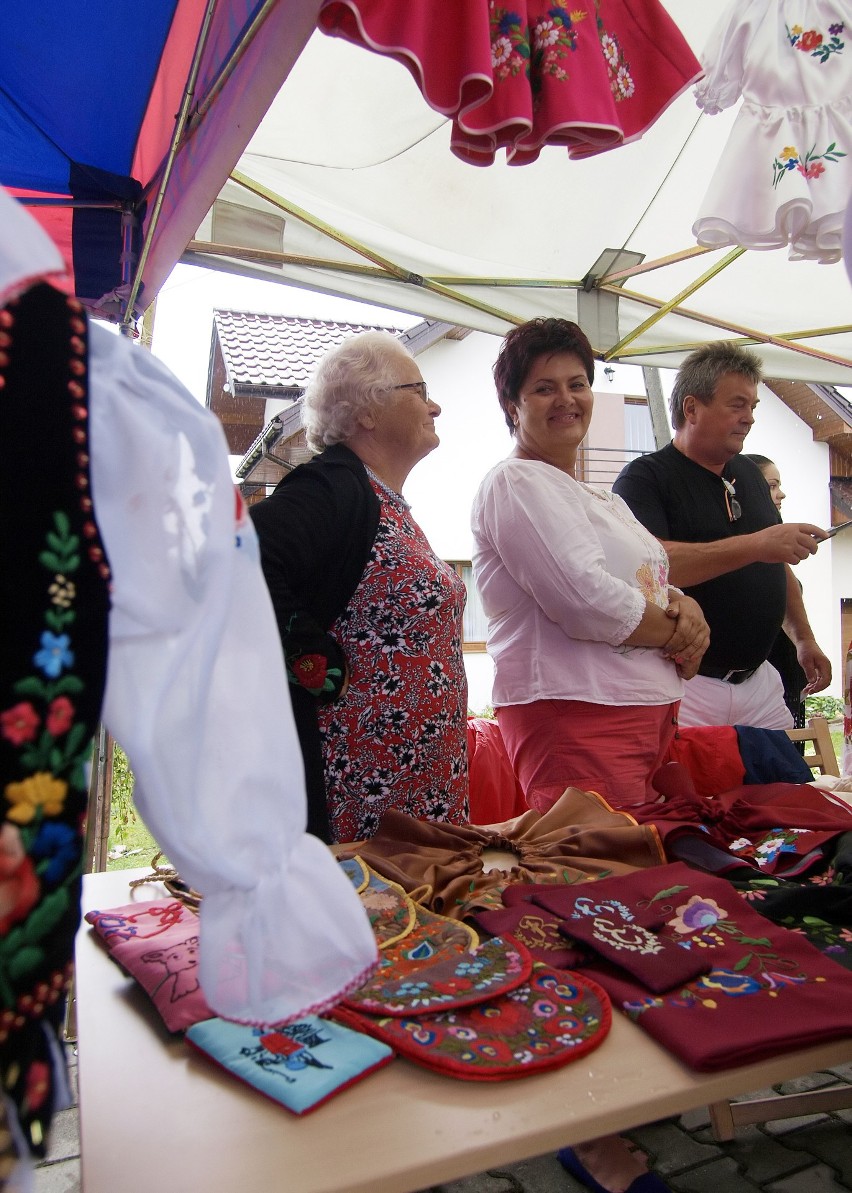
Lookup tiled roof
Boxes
[213,311,404,389]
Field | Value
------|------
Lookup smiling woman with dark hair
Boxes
[472,318,710,813]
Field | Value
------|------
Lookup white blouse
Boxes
[471,458,683,708]
[89,322,377,1026]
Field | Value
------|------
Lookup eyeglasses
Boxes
[722,477,742,522]
[388,381,430,404]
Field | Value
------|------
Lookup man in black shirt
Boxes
[613,342,831,728]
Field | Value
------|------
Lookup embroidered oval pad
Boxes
[333,963,612,1080]
[343,935,531,1015]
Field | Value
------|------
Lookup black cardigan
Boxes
[250,444,381,841]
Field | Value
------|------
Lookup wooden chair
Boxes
[785,715,840,777]
[708,715,846,1140]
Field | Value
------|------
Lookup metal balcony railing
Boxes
[575,445,648,488]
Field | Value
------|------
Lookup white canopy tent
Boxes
[183,1,852,385]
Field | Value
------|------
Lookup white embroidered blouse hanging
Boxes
[692,0,851,263]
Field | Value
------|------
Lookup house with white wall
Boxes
[205,311,851,714]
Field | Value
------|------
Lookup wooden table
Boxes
[76,868,852,1193]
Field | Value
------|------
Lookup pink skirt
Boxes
[497,698,679,813]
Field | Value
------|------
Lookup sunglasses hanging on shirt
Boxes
[721,477,741,522]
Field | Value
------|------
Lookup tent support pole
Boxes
[120,0,219,333]
[643,368,672,449]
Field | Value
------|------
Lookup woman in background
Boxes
[251,331,468,844]
[743,453,807,728]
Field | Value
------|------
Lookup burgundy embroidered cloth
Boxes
[472,903,589,969]
[551,862,852,1071]
[531,876,711,993]
[347,787,666,920]
[318,0,702,164]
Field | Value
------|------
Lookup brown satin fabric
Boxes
[348,787,666,920]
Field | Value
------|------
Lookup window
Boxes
[624,397,655,454]
[446,561,487,651]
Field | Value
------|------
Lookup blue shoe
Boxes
[557,1147,672,1193]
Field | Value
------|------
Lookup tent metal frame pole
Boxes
[180,0,280,140]
[120,0,219,331]
[603,283,852,369]
[230,169,524,326]
[605,248,745,357]
[18,198,123,210]
[600,245,715,284]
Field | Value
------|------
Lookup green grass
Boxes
[831,726,843,766]
[106,811,162,871]
[107,742,163,871]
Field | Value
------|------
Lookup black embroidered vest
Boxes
[0,283,111,1155]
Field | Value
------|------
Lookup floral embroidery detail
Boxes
[0,825,40,935]
[668,895,727,934]
[33,633,74,679]
[530,7,586,86]
[290,652,342,697]
[728,827,809,867]
[786,21,844,61]
[572,895,634,922]
[1,509,94,1003]
[346,938,529,1015]
[4,774,67,826]
[490,8,530,79]
[591,919,664,955]
[1,703,40,746]
[47,577,75,609]
[342,966,608,1076]
[45,697,74,738]
[489,6,589,90]
[771,141,846,188]
[597,21,634,100]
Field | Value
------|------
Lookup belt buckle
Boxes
[721,669,737,683]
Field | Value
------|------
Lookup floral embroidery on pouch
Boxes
[786,22,845,61]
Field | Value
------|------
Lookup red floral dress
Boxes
[318,481,469,842]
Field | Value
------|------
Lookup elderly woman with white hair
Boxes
[250,330,469,844]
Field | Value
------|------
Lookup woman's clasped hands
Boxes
[663,594,710,680]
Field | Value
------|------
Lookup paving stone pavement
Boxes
[33,1051,852,1192]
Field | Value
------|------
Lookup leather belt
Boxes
[699,664,758,685]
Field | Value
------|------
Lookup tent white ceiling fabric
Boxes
[187,0,852,384]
